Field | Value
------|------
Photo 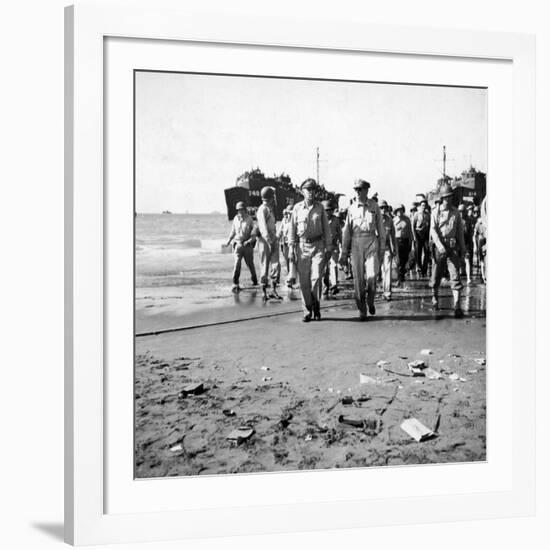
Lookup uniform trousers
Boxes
[281,242,297,283]
[381,249,393,298]
[415,232,430,276]
[296,240,325,314]
[232,243,257,285]
[350,236,379,313]
[430,248,463,292]
[396,237,411,281]
[323,247,340,290]
[257,237,280,286]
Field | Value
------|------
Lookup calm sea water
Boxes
[136,213,235,288]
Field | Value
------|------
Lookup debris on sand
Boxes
[448,373,460,381]
[178,382,205,398]
[338,415,381,436]
[341,396,354,405]
[376,360,391,368]
[401,418,436,442]
[474,358,486,366]
[262,376,273,382]
[408,360,427,376]
[169,444,183,453]
[467,369,478,374]
[425,368,442,380]
[260,366,270,371]
[226,426,255,443]
[420,349,433,355]
[222,409,236,417]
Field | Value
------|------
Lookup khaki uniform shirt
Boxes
[412,209,431,236]
[288,200,331,250]
[228,214,255,244]
[394,215,413,241]
[256,202,277,242]
[430,205,465,254]
[327,215,342,248]
[341,198,386,255]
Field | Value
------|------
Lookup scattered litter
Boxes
[398,385,404,389]
[425,368,442,380]
[474,358,486,366]
[453,388,459,392]
[338,415,381,435]
[412,380,424,384]
[399,356,408,359]
[356,395,370,402]
[222,409,236,417]
[467,369,478,374]
[262,376,273,382]
[459,377,467,382]
[260,366,270,371]
[376,360,391,368]
[420,349,433,355]
[439,360,444,363]
[408,361,427,376]
[401,418,436,442]
[226,426,255,443]
[178,382,205,398]
[341,396,354,405]
[304,434,313,442]
[169,444,183,453]
[360,374,377,384]
[327,387,334,393]
[336,390,342,394]
[449,353,461,358]
[449,373,460,381]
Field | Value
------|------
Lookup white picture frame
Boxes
[65,1,535,545]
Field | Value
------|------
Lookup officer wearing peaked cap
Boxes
[339,179,386,320]
[429,183,466,317]
[256,186,282,300]
[288,178,332,322]
[225,201,258,292]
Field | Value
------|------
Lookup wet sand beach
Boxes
[135,279,486,478]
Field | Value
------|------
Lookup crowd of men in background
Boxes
[226,178,487,322]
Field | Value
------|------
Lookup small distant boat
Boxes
[162,210,172,214]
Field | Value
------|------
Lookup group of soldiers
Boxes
[225,178,487,323]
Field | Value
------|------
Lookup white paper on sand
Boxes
[401,418,435,442]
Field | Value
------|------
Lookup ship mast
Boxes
[316,146,320,185]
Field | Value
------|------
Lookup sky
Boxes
[135,71,487,213]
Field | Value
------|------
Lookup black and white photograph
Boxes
[134,70,487,478]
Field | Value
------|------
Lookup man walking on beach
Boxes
[225,201,258,293]
[393,203,413,285]
[277,206,297,288]
[379,200,396,301]
[339,179,386,321]
[429,183,466,317]
[256,186,281,300]
[412,194,431,277]
[288,178,331,322]
[322,200,342,296]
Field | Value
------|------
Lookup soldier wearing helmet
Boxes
[256,186,282,300]
[225,201,258,292]
[321,200,342,297]
[339,179,386,321]
[429,183,466,317]
[378,200,396,301]
[288,178,332,322]
[459,203,475,284]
